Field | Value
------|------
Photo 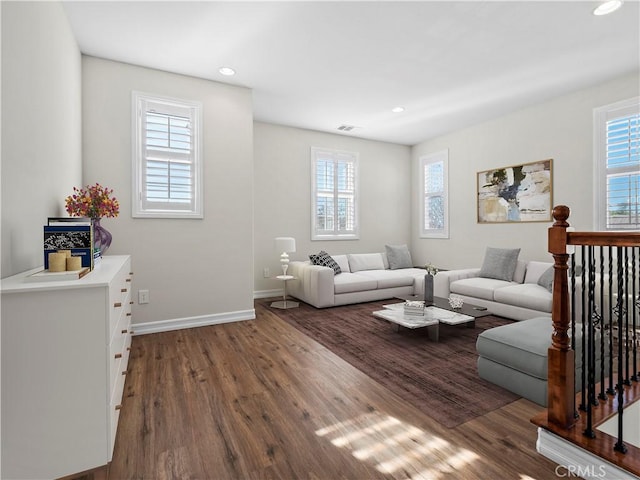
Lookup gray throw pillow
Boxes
[309,251,341,275]
[537,266,554,292]
[479,247,521,281]
[385,244,413,270]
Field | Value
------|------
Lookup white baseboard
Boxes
[254,288,282,299]
[536,427,636,480]
[132,309,255,335]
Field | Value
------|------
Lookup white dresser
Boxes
[1,255,133,479]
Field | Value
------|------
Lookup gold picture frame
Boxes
[477,159,553,223]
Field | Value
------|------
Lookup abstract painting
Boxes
[477,159,552,223]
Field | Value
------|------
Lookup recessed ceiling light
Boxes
[219,67,236,76]
[593,0,623,16]
[392,106,405,113]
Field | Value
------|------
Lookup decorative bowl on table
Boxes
[448,295,464,309]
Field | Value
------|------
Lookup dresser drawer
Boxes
[108,335,130,460]
[108,260,132,335]
[110,339,129,407]
[109,291,132,344]
[109,311,132,399]
[109,401,121,461]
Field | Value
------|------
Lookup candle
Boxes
[48,252,66,272]
[66,256,82,271]
[57,249,71,258]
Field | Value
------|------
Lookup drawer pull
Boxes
[129,272,134,275]
[130,330,135,335]
[122,371,127,376]
[115,404,123,411]
[114,302,122,308]
[121,288,128,293]
[126,278,132,282]
[115,353,122,359]
[126,313,132,317]
[130,301,134,305]
[121,329,128,334]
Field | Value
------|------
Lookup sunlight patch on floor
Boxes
[316,412,479,478]
[596,399,640,448]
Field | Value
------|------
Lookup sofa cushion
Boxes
[385,244,413,270]
[524,261,554,284]
[493,283,552,312]
[333,272,378,294]
[348,253,385,272]
[514,260,527,284]
[479,247,521,281]
[309,251,341,275]
[537,267,554,292]
[477,316,606,381]
[450,277,513,301]
[356,269,421,289]
[331,254,351,273]
[381,252,390,269]
[476,317,551,380]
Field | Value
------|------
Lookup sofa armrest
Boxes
[434,268,481,298]
[287,261,336,308]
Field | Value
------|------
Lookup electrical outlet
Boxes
[263,267,270,278]
[138,289,149,304]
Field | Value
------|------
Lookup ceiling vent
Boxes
[337,124,356,132]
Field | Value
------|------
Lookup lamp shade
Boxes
[275,237,296,253]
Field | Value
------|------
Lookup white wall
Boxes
[1,1,82,277]
[411,72,640,270]
[82,56,254,325]
[253,122,411,294]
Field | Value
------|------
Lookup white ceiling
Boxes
[62,1,640,146]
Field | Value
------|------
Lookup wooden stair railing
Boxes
[547,205,576,428]
[533,205,640,476]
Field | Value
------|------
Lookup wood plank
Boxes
[109,303,560,479]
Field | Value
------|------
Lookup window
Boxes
[311,147,359,240]
[594,97,640,230]
[132,92,203,218]
[419,150,449,238]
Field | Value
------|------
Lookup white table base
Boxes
[271,275,299,309]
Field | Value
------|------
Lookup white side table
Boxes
[271,274,299,309]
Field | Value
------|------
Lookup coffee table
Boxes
[372,303,475,341]
[395,294,492,319]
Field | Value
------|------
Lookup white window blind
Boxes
[311,147,359,240]
[420,150,449,238]
[594,98,640,230]
[132,92,203,218]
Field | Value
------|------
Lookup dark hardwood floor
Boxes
[109,302,559,479]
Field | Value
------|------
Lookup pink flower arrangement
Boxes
[65,183,120,219]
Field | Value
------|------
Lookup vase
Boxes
[424,273,434,304]
[93,218,112,255]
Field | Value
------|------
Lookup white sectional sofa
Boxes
[434,259,554,321]
[288,252,427,308]
[288,245,556,319]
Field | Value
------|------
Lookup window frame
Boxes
[419,149,449,239]
[310,147,360,241]
[593,97,640,230]
[132,91,204,219]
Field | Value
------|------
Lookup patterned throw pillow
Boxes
[309,250,342,275]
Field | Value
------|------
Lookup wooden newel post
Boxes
[547,205,576,428]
